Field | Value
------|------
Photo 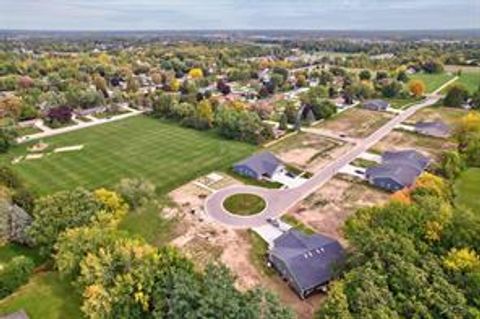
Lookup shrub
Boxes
[0,256,34,298]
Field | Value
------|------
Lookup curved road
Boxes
[205,94,443,228]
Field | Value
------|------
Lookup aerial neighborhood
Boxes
[0,29,479,319]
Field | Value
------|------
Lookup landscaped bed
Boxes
[223,193,266,216]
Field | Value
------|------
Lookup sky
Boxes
[0,0,479,31]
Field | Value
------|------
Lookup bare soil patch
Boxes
[315,108,394,138]
[371,130,457,161]
[406,106,467,127]
[285,177,390,245]
[268,132,351,171]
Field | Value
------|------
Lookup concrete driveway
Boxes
[205,94,443,228]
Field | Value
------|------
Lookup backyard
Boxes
[1,116,256,195]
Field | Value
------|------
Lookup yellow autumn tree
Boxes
[443,248,480,272]
[188,68,204,79]
[169,78,180,92]
[413,172,449,199]
[456,112,480,135]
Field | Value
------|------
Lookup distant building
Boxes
[366,150,430,191]
[233,151,285,180]
[362,99,390,111]
[268,230,345,299]
[414,120,451,138]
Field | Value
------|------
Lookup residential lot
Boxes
[282,177,390,245]
[267,132,350,171]
[0,116,256,195]
[406,106,467,126]
[314,108,394,138]
[371,130,456,161]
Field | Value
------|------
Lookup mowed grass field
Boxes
[1,116,256,195]
[456,72,480,93]
[454,168,480,214]
[410,72,454,93]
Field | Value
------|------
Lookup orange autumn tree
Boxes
[391,188,412,204]
[408,79,426,97]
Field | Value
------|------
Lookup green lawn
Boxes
[280,214,316,235]
[1,116,256,195]
[0,272,83,319]
[0,243,44,266]
[410,73,454,93]
[456,72,480,93]
[118,200,179,247]
[223,193,266,215]
[454,168,480,214]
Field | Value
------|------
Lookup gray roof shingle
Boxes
[382,150,430,172]
[234,151,283,177]
[0,310,29,319]
[414,120,450,138]
[271,230,344,292]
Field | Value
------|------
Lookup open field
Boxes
[410,72,455,93]
[0,272,83,319]
[315,108,393,138]
[1,116,256,195]
[267,132,349,171]
[454,168,480,215]
[456,72,480,93]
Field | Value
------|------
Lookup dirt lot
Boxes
[405,106,467,127]
[285,177,390,246]
[167,172,326,319]
[268,132,351,172]
[315,108,394,138]
[371,130,457,161]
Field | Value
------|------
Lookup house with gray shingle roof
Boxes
[268,230,345,299]
[362,99,390,111]
[366,150,430,191]
[414,120,451,138]
[233,151,285,180]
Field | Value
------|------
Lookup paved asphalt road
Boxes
[205,94,443,228]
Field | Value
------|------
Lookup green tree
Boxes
[28,188,112,256]
[444,85,469,108]
[359,70,371,81]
